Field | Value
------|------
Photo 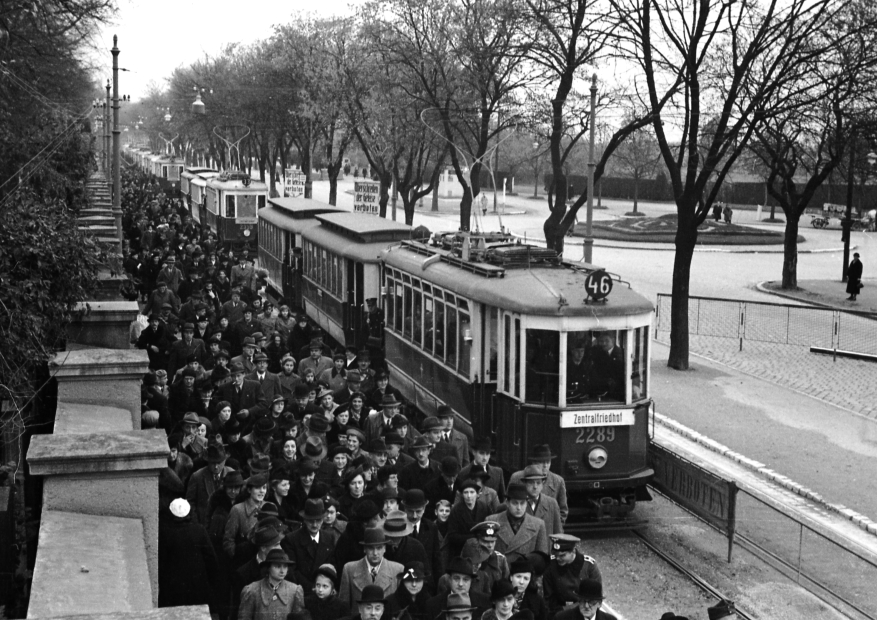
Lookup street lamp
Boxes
[192,86,212,115]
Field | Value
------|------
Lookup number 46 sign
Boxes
[584,270,613,301]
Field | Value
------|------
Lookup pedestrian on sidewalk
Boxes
[712,202,722,222]
[847,252,863,301]
[722,203,733,224]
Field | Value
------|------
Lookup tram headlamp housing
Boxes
[587,447,608,469]
[243,229,251,237]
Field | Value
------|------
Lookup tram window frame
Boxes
[631,326,649,401]
[564,329,628,405]
[412,284,423,347]
[206,188,217,214]
[503,315,510,393]
[513,318,521,399]
[258,195,266,210]
[458,310,471,377]
[225,195,235,218]
[424,294,434,354]
[524,328,560,406]
[485,307,498,382]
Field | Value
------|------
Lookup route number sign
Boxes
[584,270,613,301]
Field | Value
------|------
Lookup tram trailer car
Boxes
[180,167,218,224]
[299,212,413,354]
[258,196,337,309]
[381,237,654,521]
[204,170,268,251]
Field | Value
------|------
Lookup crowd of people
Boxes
[117,168,737,620]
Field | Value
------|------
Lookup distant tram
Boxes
[203,170,268,250]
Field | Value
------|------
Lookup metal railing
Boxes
[655,294,877,356]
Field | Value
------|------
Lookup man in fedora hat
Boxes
[486,484,548,562]
[437,405,470,468]
[137,312,171,370]
[398,436,441,493]
[401,489,443,589]
[707,601,736,620]
[421,416,457,463]
[334,369,363,407]
[339,527,404,609]
[508,444,568,524]
[424,456,462,518]
[368,369,403,411]
[186,442,235,527]
[247,351,282,402]
[553,579,616,620]
[168,368,204,427]
[232,335,258,374]
[442,593,478,620]
[299,338,334,379]
[283,499,338,591]
[363,393,403,445]
[460,437,505,502]
[300,413,331,449]
[216,361,268,431]
[221,287,246,324]
[351,585,388,620]
[520,465,563,538]
[381,510,430,586]
[424,557,490,620]
[243,417,278,459]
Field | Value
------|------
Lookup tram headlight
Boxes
[587,447,608,469]
[243,229,251,237]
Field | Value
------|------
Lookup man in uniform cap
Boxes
[707,601,735,619]
[486,484,548,562]
[543,533,601,615]
[437,405,470,468]
[554,579,616,620]
[508,444,569,524]
[462,521,508,596]
[520,465,563,538]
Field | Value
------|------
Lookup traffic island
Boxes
[573,213,802,245]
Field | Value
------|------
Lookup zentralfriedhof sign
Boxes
[354,181,380,215]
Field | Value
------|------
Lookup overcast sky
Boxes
[96,0,356,99]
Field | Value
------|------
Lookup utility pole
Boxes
[105,80,111,176]
[112,36,123,251]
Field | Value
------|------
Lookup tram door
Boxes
[345,261,365,348]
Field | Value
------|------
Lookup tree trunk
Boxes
[401,191,415,225]
[633,172,639,213]
[667,222,697,370]
[378,172,391,218]
[781,212,799,289]
[432,187,439,212]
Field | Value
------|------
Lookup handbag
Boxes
[858,281,864,290]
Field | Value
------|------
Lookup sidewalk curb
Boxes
[653,410,877,538]
[754,280,876,314]
[507,230,851,254]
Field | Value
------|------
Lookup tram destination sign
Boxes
[354,181,380,215]
[284,169,305,198]
[561,409,634,428]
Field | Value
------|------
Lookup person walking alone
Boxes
[847,252,863,301]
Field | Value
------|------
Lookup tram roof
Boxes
[303,214,413,263]
[206,172,269,191]
[266,196,338,218]
[381,242,653,317]
[182,167,216,178]
[259,203,335,230]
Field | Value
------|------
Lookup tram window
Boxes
[225,195,235,218]
[565,329,626,404]
[413,289,423,346]
[386,278,395,330]
[446,307,458,368]
[503,315,510,393]
[458,311,470,377]
[424,296,434,353]
[394,283,403,332]
[239,195,257,219]
[632,326,648,400]
[435,301,445,360]
[403,285,413,340]
[525,329,559,406]
[258,195,266,209]
[513,318,521,398]
[486,307,498,381]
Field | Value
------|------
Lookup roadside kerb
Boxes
[653,410,877,537]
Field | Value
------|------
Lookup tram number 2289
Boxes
[574,427,615,444]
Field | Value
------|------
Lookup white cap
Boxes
[169,498,191,518]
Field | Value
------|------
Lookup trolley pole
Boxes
[584,73,597,264]
[112,35,123,252]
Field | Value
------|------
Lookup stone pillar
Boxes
[51,349,149,430]
[66,301,140,349]
[27,430,169,608]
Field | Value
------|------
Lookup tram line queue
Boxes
[118,165,736,620]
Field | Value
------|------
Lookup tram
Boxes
[381,234,654,520]
[257,196,336,308]
[180,167,218,224]
[203,170,269,250]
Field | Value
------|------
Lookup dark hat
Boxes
[508,556,533,576]
[358,585,386,605]
[467,465,492,481]
[346,370,362,383]
[258,502,280,520]
[379,485,399,500]
[254,352,269,362]
[205,443,228,463]
[368,438,388,454]
[279,414,297,430]
[143,372,158,386]
[253,525,283,548]
[229,361,246,374]
[210,332,223,342]
[472,436,493,453]
[660,615,690,620]
[460,478,481,493]
[329,445,351,460]
[521,464,547,481]
[409,435,431,450]
[401,488,428,509]
[527,444,556,461]
[356,348,371,358]
[305,414,330,434]
[148,313,161,322]
[446,556,477,577]
[242,336,256,347]
[470,521,500,540]
[574,579,603,602]
[252,332,266,341]
[161,302,172,309]
[181,367,198,378]
[342,467,365,487]
[224,470,245,488]
[316,386,334,401]
[361,527,389,546]
[526,551,550,577]
[380,393,401,408]
[398,561,427,581]
[182,322,195,331]
[243,306,254,315]
[391,414,409,429]
[165,255,176,263]
[352,499,381,522]
[182,412,201,425]
[441,456,461,477]
[259,548,295,567]
[248,455,271,475]
[382,509,414,537]
[296,459,320,476]
[332,352,346,362]
[254,417,277,436]
[374,369,389,380]
[421,416,443,432]
[442,593,476,613]
[301,436,327,460]
[506,483,528,501]
[384,432,404,446]
[314,564,338,587]
[346,427,366,443]
[214,349,230,359]
[223,418,242,435]
[550,533,580,553]
[293,383,311,398]
[309,338,324,349]
[271,394,287,407]
[707,602,735,620]
[437,404,453,418]
[299,498,327,520]
[490,579,517,602]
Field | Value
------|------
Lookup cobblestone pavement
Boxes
[656,331,877,420]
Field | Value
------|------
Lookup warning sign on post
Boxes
[284,170,306,198]
[354,181,380,215]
